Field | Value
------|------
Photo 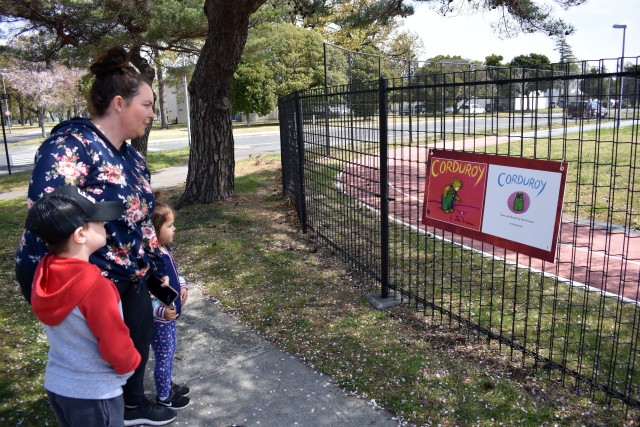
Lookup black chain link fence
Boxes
[280,54,640,413]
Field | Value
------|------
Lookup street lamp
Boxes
[0,69,11,133]
[613,24,627,62]
[182,72,191,146]
[612,24,627,122]
[0,69,10,174]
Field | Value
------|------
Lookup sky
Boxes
[400,0,640,64]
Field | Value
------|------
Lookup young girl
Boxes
[151,202,191,410]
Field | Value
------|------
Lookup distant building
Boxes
[163,84,188,125]
[162,84,278,125]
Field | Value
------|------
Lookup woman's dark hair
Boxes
[88,46,151,117]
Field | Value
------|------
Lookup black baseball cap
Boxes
[25,186,125,245]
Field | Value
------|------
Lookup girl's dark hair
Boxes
[88,46,151,117]
[151,201,174,235]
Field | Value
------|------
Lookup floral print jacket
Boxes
[15,118,165,292]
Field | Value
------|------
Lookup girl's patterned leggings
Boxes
[151,320,177,400]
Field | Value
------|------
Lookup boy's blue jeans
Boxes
[47,390,124,427]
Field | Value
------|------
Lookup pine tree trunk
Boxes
[178,0,266,206]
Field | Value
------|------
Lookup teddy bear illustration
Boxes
[441,178,463,213]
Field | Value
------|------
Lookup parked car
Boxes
[444,106,454,114]
[458,104,486,114]
[400,105,427,115]
[593,101,608,118]
[485,104,506,113]
[328,105,351,116]
[566,101,608,119]
[309,105,329,116]
[565,101,589,119]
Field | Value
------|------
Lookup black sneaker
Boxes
[171,381,190,397]
[124,398,176,426]
[156,390,191,410]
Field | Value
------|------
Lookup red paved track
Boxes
[341,144,640,301]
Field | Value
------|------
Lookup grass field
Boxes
[1,150,636,425]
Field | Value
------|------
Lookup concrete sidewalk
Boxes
[0,164,189,201]
[147,167,400,425]
[149,284,400,427]
[2,167,403,426]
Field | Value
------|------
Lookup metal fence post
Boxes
[1,113,10,175]
[323,43,331,156]
[294,91,308,234]
[379,77,390,298]
[323,42,328,88]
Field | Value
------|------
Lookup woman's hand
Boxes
[180,287,188,305]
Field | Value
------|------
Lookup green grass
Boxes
[168,157,632,424]
[486,125,639,228]
[0,149,191,191]
[0,170,31,193]
[299,135,640,421]
[1,138,637,425]
[0,198,52,425]
[145,147,190,172]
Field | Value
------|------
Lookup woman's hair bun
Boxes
[90,46,131,77]
[86,44,146,116]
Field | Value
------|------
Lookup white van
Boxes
[458,104,486,114]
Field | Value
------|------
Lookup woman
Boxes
[15,46,176,426]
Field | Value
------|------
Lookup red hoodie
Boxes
[32,254,140,375]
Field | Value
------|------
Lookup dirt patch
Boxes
[236,154,280,176]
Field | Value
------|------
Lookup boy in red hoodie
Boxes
[27,186,142,427]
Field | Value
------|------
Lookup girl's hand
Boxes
[180,287,188,305]
[164,305,177,321]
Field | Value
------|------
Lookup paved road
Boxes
[0,128,282,174]
[147,131,282,160]
[3,115,628,173]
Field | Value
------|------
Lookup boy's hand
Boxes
[163,305,177,321]
[180,287,188,305]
